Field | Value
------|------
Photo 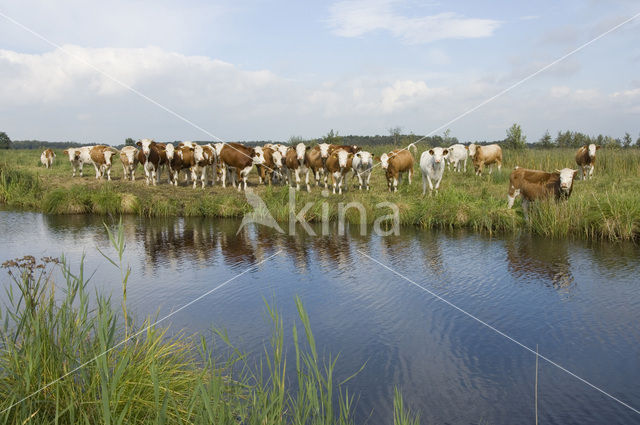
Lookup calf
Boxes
[472,144,502,176]
[351,150,373,190]
[89,145,118,180]
[285,142,310,191]
[445,144,468,172]
[325,149,353,194]
[63,146,92,177]
[420,147,449,195]
[575,144,600,180]
[136,139,164,185]
[40,149,55,168]
[219,142,265,190]
[507,166,578,219]
[380,144,416,192]
[119,146,139,181]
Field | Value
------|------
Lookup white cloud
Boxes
[327,0,501,44]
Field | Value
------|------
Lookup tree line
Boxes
[2,126,640,150]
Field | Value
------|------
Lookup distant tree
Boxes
[555,130,572,148]
[323,129,341,145]
[0,132,12,149]
[505,123,526,150]
[539,130,553,148]
[288,135,305,146]
[636,133,640,147]
[623,132,632,148]
[603,135,620,148]
[388,126,402,147]
[125,137,136,147]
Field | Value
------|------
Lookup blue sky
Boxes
[0,0,639,144]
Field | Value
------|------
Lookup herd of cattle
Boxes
[38,141,601,217]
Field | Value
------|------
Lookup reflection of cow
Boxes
[506,236,574,289]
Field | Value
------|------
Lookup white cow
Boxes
[446,144,468,172]
[119,146,139,181]
[63,147,92,177]
[420,147,449,195]
[351,150,373,190]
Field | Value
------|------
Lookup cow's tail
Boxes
[407,143,418,157]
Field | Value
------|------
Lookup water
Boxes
[1,210,639,425]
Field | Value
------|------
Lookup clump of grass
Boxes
[0,220,420,424]
[43,186,93,214]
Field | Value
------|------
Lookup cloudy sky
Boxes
[0,0,639,145]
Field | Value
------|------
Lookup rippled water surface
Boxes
[1,210,639,424]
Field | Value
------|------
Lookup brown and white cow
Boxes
[40,149,55,168]
[136,139,165,185]
[325,148,353,194]
[305,146,329,189]
[328,144,360,155]
[219,142,265,191]
[167,145,195,186]
[471,144,502,176]
[256,146,283,186]
[89,145,118,180]
[119,146,139,181]
[575,144,600,180]
[380,144,417,192]
[507,166,578,219]
[285,142,310,191]
[63,146,92,177]
[192,144,216,188]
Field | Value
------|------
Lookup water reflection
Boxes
[505,236,574,289]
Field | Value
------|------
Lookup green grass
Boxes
[1,146,640,241]
[0,220,421,424]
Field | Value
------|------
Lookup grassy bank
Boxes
[1,147,640,241]
[0,223,420,424]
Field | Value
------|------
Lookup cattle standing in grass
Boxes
[325,148,353,194]
[472,144,502,176]
[63,146,92,177]
[420,147,449,195]
[351,150,373,190]
[137,139,165,185]
[305,146,329,189]
[380,144,417,192]
[257,146,282,186]
[40,149,55,168]
[285,143,309,191]
[192,144,215,188]
[219,142,264,191]
[575,144,600,180]
[445,144,468,172]
[89,145,118,180]
[167,145,195,186]
[120,146,139,181]
[507,166,578,219]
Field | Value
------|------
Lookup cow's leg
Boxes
[463,158,467,172]
[79,163,84,177]
[131,168,135,181]
[295,169,301,191]
[422,174,427,195]
[507,187,520,209]
[522,198,530,220]
[357,171,363,190]
[305,169,311,192]
[365,172,371,191]
[393,177,398,192]
[106,166,112,181]
[408,169,413,184]
[151,169,157,186]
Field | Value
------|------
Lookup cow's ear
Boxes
[306,146,310,150]
[443,149,449,155]
[429,149,434,155]
[554,169,561,173]
[150,141,156,146]
[465,146,469,150]
[136,141,141,147]
[596,145,601,150]
[63,150,68,154]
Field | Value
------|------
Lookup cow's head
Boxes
[352,145,361,153]
[428,147,448,164]
[334,149,350,168]
[467,143,477,158]
[587,144,600,157]
[164,144,175,161]
[356,150,372,165]
[251,147,265,165]
[318,143,331,159]
[123,147,137,164]
[556,168,578,194]
[380,153,390,169]
[193,145,205,163]
[137,139,155,157]
[295,143,307,163]
[272,150,283,168]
